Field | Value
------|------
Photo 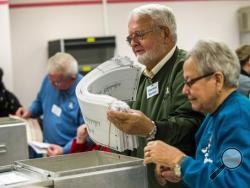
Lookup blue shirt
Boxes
[29,74,84,153]
[181,91,250,188]
[238,74,250,97]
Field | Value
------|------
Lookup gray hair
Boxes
[187,40,240,88]
[129,4,177,43]
[47,52,78,76]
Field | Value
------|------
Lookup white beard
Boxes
[137,41,166,67]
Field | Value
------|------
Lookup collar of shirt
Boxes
[144,45,177,79]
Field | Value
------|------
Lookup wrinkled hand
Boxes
[155,165,181,186]
[144,140,185,168]
[47,144,63,156]
[155,164,181,185]
[76,124,88,144]
[107,109,153,136]
[161,167,181,183]
[15,107,32,118]
[155,164,167,186]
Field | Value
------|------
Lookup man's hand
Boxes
[76,124,88,144]
[15,107,32,118]
[144,140,185,169]
[47,144,63,156]
[107,109,154,136]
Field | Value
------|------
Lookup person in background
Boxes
[235,44,250,97]
[0,67,21,117]
[69,125,110,153]
[15,52,84,157]
[107,4,204,188]
[50,124,110,154]
[144,40,250,188]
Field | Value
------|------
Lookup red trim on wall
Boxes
[9,1,101,8]
[0,0,8,5]
[9,0,240,9]
[108,0,221,3]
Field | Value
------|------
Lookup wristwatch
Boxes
[174,155,187,177]
[146,121,157,141]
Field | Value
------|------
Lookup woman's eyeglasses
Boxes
[184,72,214,88]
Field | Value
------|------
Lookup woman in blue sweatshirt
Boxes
[144,40,250,188]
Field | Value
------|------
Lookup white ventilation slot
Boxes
[238,6,250,33]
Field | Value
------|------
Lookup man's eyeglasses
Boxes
[48,75,73,87]
[184,72,214,88]
[126,29,154,45]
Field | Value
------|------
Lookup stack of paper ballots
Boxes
[76,56,143,152]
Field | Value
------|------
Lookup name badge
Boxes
[51,104,62,117]
[147,82,159,99]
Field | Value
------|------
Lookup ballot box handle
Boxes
[0,144,7,154]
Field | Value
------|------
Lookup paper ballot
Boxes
[76,56,143,152]
[0,172,29,185]
[9,115,47,154]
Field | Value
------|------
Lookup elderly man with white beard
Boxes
[107,4,204,188]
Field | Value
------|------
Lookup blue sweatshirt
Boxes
[181,91,250,188]
[29,74,84,153]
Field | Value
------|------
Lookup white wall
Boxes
[10,4,104,107]
[9,0,250,107]
[0,1,13,90]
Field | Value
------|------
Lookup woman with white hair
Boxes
[144,40,250,187]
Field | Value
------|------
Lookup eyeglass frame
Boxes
[126,26,163,45]
[184,72,215,88]
[48,74,75,87]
